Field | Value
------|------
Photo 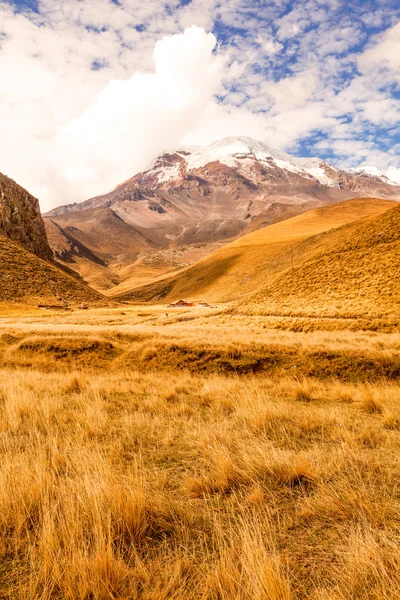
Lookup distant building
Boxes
[168,299,195,307]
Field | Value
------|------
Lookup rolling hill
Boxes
[240,203,400,318]
[113,197,397,304]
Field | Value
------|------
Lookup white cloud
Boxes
[386,166,400,184]
[262,69,317,109]
[360,22,400,73]
[181,102,268,146]
[259,37,283,55]
[0,18,229,210]
[55,27,224,201]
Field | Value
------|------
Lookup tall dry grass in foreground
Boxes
[1,367,400,599]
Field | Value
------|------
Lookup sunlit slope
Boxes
[0,235,108,306]
[114,198,396,302]
[239,203,400,318]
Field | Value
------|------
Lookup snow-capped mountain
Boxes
[128,136,400,193]
[44,136,400,294]
[143,137,341,190]
[346,165,400,185]
[45,136,400,292]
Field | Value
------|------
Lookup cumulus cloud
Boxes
[55,27,224,202]
[387,166,400,184]
[0,20,227,210]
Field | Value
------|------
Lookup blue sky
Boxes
[0,0,399,208]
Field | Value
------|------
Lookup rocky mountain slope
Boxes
[44,208,161,292]
[0,172,52,260]
[115,198,396,304]
[45,137,400,293]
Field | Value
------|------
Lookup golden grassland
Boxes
[1,305,400,598]
[1,304,400,380]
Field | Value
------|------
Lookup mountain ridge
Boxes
[47,136,400,220]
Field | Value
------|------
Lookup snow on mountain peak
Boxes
[140,137,399,190]
[346,165,400,187]
[174,137,339,188]
[178,136,287,170]
[348,166,383,178]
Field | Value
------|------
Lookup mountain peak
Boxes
[169,136,296,177]
[195,136,275,154]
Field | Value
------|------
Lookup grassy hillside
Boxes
[0,234,109,306]
[114,198,396,303]
[240,203,400,318]
[45,209,224,294]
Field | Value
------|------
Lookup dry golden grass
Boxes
[2,319,400,381]
[241,203,400,319]
[1,307,400,598]
[1,365,400,598]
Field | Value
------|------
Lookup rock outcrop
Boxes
[0,172,52,260]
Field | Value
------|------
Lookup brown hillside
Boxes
[240,203,400,318]
[45,209,225,293]
[114,198,396,303]
[0,234,108,306]
[44,208,162,292]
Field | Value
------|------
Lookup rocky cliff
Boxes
[0,172,52,260]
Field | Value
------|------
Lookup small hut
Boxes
[168,299,195,308]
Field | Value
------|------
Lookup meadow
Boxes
[1,304,400,599]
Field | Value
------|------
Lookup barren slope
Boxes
[44,138,400,293]
[44,208,221,293]
[44,208,163,292]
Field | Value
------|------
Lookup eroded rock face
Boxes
[0,173,52,260]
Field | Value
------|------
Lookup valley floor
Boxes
[1,305,400,599]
